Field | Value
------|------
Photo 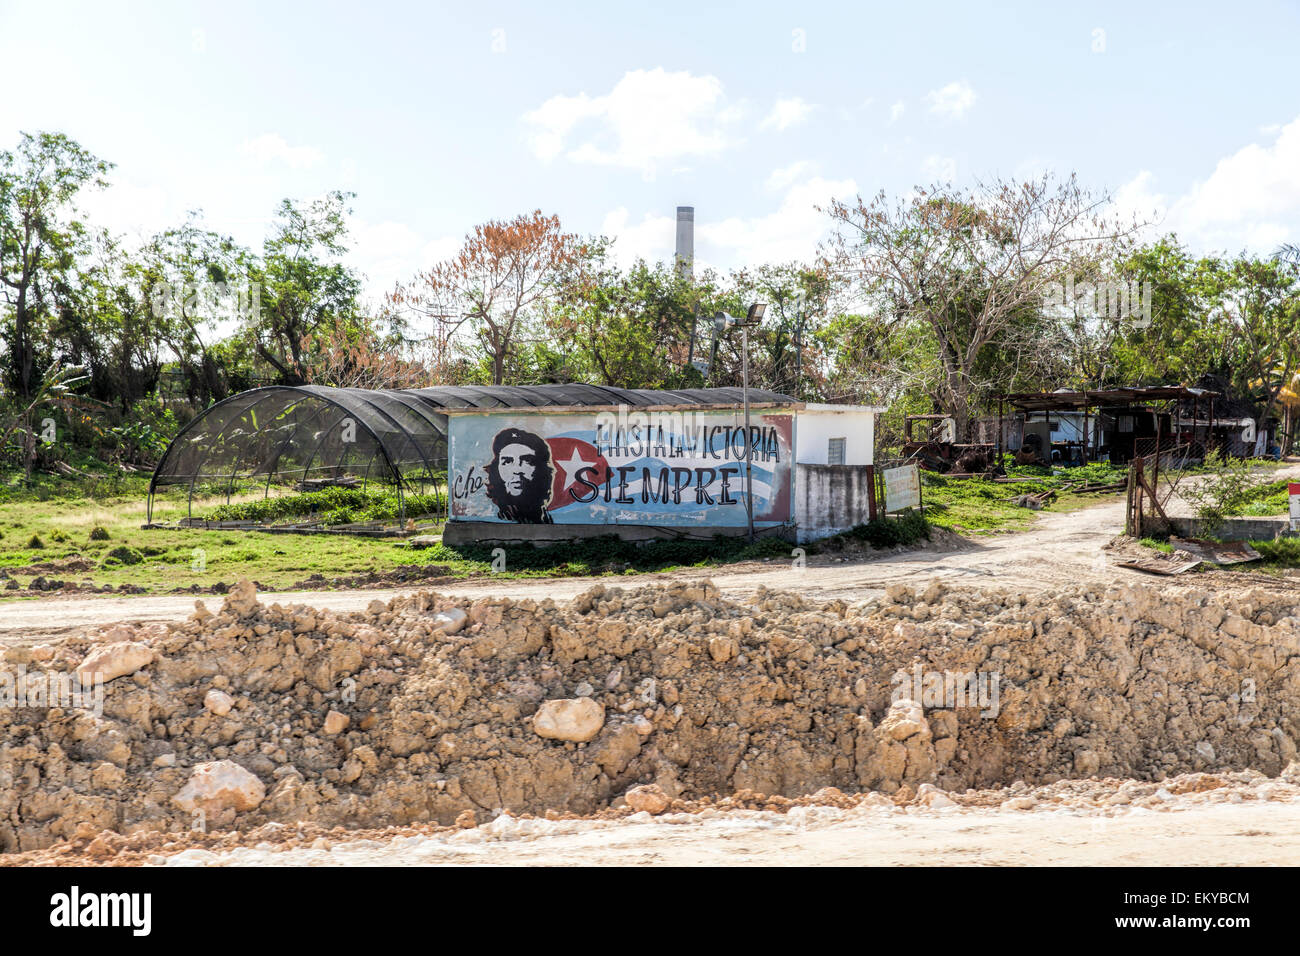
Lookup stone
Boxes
[323,710,350,735]
[916,783,956,808]
[708,635,738,663]
[204,689,234,717]
[533,697,605,743]
[455,809,477,828]
[432,608,467,634]
[879,699,927,741]
[408,535,441,549]
[624,784,671,815]
[75,642,154,684]
[172,760,266,813]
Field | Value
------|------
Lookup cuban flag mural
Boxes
[449,410,794,527]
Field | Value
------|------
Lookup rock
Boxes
[1001,796,1037,810]
[30,644,55,662]
[533,697,605,742]
[708,635,738,662]
[432,608,467,634]
[879,699,927,740]
[408,535,441,549]
[323,710,350,735]
[153,753,177,769]
[624,784,671,815]
[75,642,153,684]
[172,760,266,813]
[916,783,956,808]
[573,682,594,698]
[455,809,477,828]
[204,689,234,717]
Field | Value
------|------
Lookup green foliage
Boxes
[1138,537,1174,553]
[25,533,43,549]
[101,545,143,566]
[88,526,110,541]
[428,534,792,576]
[1250,538,1300,570]
[1179,452,1274,534]
[826,510,931,549]
[206,487,443,525]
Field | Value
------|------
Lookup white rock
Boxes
[204,689,234,716]
[632,716,654,736]
[574,682,594,698]
[916,783,956,808]
[172,760,266,813]
[533,698,605,743]
[75,642,153,684]
[432,608,467,634]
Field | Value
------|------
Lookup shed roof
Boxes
[999,386,1217,412]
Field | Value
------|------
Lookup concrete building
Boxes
[793,404,885,543]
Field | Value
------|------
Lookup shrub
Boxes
[88,526,111,541]
[26,534,44,549]
[102,545,144,566]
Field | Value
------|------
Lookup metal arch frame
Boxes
[148,386,442,525]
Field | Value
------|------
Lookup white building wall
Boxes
[795,405,882,466]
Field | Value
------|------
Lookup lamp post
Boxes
[714,303,767,542]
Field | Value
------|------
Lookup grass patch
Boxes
[820,510,931,550]
[918,459,1127,534]
[1138,537,1174,553]
[206,487,445,525]
[0,471,803,594]
[1250,538,1300,571]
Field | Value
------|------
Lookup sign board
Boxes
[882,463,921,513]
[1290,483,1300,532]
[448,409,793,528]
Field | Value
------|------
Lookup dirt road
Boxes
[153,797,1300,867]
[0,495,1132,645]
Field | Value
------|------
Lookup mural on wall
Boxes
[450,410,794,527]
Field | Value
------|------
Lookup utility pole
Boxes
[716,303,766,542]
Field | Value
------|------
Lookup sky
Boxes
[2,0,1299,304]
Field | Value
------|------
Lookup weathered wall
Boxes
[795,463,875,543]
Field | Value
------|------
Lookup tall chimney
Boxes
[675,206,694,280]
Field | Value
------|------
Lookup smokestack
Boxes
[675,206,694,279]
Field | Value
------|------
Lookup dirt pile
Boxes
[2,576,1298,852]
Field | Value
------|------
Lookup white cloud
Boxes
[921,155,957,183]
[239,133,324,170]
[600,207,676,267]
[1117,116,1300,253]
[523,68,742,178]
[601,172,856,272]
[699,175,859,267]
[766,160,818,191]
[924,80,976,119]
[759,96,815,132]
[888,100,905,125]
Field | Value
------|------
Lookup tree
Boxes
[0,132,111,396]
[547,248,707,389]
[727,263,833,398]
[389,210,584,385]
[1213,253,1300,441]
[822,174,1139,439]
[252,190,362,385]
[137,212,256,405]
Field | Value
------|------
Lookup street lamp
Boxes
[714,303,767,542]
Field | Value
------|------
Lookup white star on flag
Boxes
[555,446,597,492]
